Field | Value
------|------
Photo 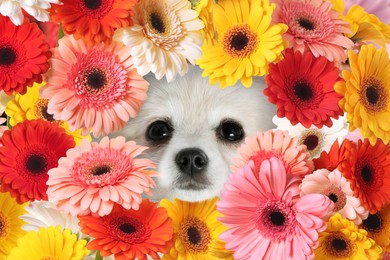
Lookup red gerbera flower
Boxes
[0,16,51,95]
[264,49,344,128]
[79,199,173,260]
[0,119,75,204]
[313,139,357,173]
[49,0,136,46]
[343,139,390,214]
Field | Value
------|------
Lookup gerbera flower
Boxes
[20,201,81,236]
[0,16,50,95]
[190,0,216,43]
[273,115,348,158]
[197,0,288,88]
[335,44,390,145]
[217,158,333,259]
[300,169,369,225]
[7,226,89,259]
[160,197,233,259]
[271,0,353,62]
[47,137,156,216]
[344,139,390,214]
[79,199,173,260]
[360,205,390,252]
[315,213,382,259]
[40,35,148,137]
[0,119,75,204]
[114,0,204,82]
[313,139,357,173]
[0,192,27,258]
[343,0,390,24]
[5,82,90,145]
[232,130,314,177]
[0,0,59,26]
[49,0,136,46]
[264,49,344,128]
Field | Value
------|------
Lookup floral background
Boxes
[0,0,390,259]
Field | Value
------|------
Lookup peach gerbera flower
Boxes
[232,130,314,177]
[272,0,354,62]
[114,0,204,82]
[40,35,148,137]
[46,136,157,217]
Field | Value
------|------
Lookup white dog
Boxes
[114,66,275,202]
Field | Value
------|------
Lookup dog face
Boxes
[114,66,275,201]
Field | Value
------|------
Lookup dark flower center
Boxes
[361,164,373,184]
[362,213,382,233]
[230,32,249,51]
[150,12,165,34]
[41,105,55,122]
[120,223,136,234]
[294,81,313,101]
[87,69,107,90]
[303,134,319,151]
[298,17,315,30]
[365,86,380,105]
[328,193,338,203]
[92,165,111,176]
[332,238,347,251]
[83,0,102,10]
[26,154,48,174]
[188,226,202,245]
[0,47,16,66]
[0,215,6,237]
[270,211,285,226]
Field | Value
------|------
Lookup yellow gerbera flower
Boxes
[360,205,390,252]
[0,192,27,259]
[330,0,390,47]
[335,44,390,145]
[160,197,233,259]
[190,0,216,43]
[315,213,382,259]
[197,0,288,88]
[5,82,91,146]
[7,226,89,260]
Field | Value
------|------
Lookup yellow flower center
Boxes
[359,76,388,113]
[178,217,211,253]
[34,99,58,123]
[298,129,324,156]
[324,232,356,258]
[0,213,9,239]
[222,24,258,58]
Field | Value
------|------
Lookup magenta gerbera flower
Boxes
[46,136,157,216]
[272,0,354,62]
[217,158,333,259]
[40,35,149,137]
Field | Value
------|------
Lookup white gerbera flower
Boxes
[300,169,369,225]
[114,0,204,82]
[272,115,348,158]
[20,201,80,235]
[0,0,59,26]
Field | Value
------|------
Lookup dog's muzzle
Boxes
[175,148,208,176]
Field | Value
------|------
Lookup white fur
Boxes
[113,66,275,202]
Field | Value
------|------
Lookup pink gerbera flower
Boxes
[300,169,369,225]
[272,0,354,62]
[40,35,149,137]
[217,158,333,259]
[232,130,314,177]
[46,136,157,216]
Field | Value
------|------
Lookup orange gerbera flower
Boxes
[343,139,390,214]
[313,139,357,174]
[49,0,136,46]
[79,199,173,260]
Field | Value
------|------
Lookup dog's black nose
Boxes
[175,148,208,176]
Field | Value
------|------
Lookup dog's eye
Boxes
[146,120,173,142]
[218,120,244,142]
